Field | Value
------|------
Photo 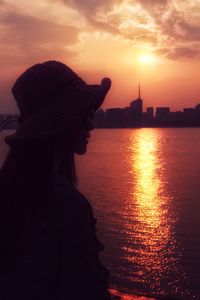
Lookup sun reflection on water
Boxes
[132,130,170,244]
[122,129,184,295]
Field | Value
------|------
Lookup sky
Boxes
[0,0,200,113]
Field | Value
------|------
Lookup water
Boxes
[1,128,200,299]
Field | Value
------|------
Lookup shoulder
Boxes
[52,174,93,223]
[51,175,96,248]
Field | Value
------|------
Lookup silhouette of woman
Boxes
[0,61,112,300]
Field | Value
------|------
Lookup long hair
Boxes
[0,137,77,189]
[0,137,77,269]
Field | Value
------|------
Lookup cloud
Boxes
[44,0,200,61]
[67,0,122,15]
[0,2,80,113]
[176,20,200,41]
[1,12,78,47]
[1,0,200,73]
[0,10,79,68]
[59,0,123,34]
[139,0,169,11]
[166,47,200,60]
[0,0,200,113]
[135,0,200,59]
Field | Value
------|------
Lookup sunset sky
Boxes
[1,0,200,113]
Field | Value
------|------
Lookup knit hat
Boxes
[5,61,111,145]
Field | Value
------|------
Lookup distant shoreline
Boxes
[3,126,200,131]
[94,126,200,128]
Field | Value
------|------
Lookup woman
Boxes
[0,61,112,300]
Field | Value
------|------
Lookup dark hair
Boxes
[0,137,77,187]
[0,138,77,263]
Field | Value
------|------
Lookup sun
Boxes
[138,54,156,64]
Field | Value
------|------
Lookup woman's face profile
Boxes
[72,113,94,155]
[59,112,94,155]
[71,111,94,155]
[71,127,91,155]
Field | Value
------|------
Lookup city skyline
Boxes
[99,84,200,113]
[1,84,200,129]
[94,88,200,128]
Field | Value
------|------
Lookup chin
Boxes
[75,145,87,155]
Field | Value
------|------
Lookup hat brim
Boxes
[5,78,111,145]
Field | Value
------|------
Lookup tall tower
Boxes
[138,83,141,99]
[129,84,143,127]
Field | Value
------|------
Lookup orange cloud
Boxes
[0,0,200,112]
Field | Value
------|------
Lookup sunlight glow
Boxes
[138,54,156,64]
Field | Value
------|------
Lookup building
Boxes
[94,109,106,128]
[155,107,170,124]
[170,111,184,126]
[194,104,200,125]
[146,107,154,119]
[106,108,126,128]
[183,108,196,125]
[129,84,143,127]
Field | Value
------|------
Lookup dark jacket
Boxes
[1,174,111,300]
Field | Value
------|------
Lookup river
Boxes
[1,128,200,299]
